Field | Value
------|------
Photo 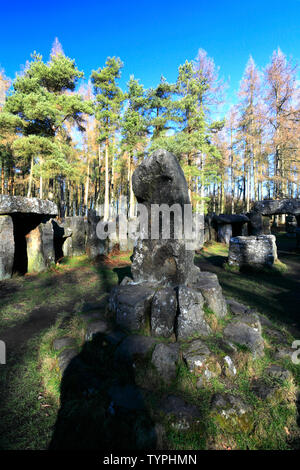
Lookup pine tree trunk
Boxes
[104,138,110,220]
[27,155,34,197]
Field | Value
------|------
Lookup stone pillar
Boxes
[285,215,297,236]
[62,217,87,257]
[248,211,263,235]
[26,220,55,273]
[217,224,232,244]
[86,210,107,259]
[0,215,14,280]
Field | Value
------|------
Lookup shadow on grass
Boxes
[49,331,158,451]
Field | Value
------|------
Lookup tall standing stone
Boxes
[109,149,226,338]
[131,149,196,286]
[0,215,14,280]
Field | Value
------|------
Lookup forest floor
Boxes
[0,235,299,450]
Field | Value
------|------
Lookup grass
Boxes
[0,240,299,450]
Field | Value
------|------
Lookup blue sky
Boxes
[1,0,300,111]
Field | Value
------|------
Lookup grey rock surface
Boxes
[193,272,227,318]
[151,287,177,338]
[228,235,278,268]
[131,238,195,286]
[223,320,264,357]
[0,195,58,216]
[182,338,211,374]
[114,335,156,364]
[253,198,300,216]
[176,286,211,339]
[0,215,14,280]
[61,216,87,257]
[158,395,200,430]
[132,149,190,208]
[109,284,154,331]
[58,348,78,374]
[85,320,109,340]
[151,343,179,382]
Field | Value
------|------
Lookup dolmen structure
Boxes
[0,195,58,280]
[228,198,300,269]
[0,196,107,280]
[109,149,227,339]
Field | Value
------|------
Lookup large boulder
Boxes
[0,215,14,280]
[61,216,87,257]
[130,149,195,286]
[86,210,107,259]
[132,149,190,208]
[176,286,211,339]
[228,235,277,268]
[26,219,55,273]
[0,195,57,216]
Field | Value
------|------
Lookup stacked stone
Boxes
[109,149,227,339]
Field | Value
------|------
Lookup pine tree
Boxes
[121,75,148,217]
[91,57,124,220]
[147,76,176,141]
[0,51,92,205]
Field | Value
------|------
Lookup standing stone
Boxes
[285,215,297,235]
[0,215,14,280]
[62,217,87,257]
[247,211,263,236]
[86,210,107,259]
[26,220,55,273]
[228,235,278,269]
[131,238,195,286]
[176,286,211,339]
[131,149,194,286]
[109,149,228,340]
[151,287,177,338]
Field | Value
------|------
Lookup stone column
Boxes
[0,215,15,280]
